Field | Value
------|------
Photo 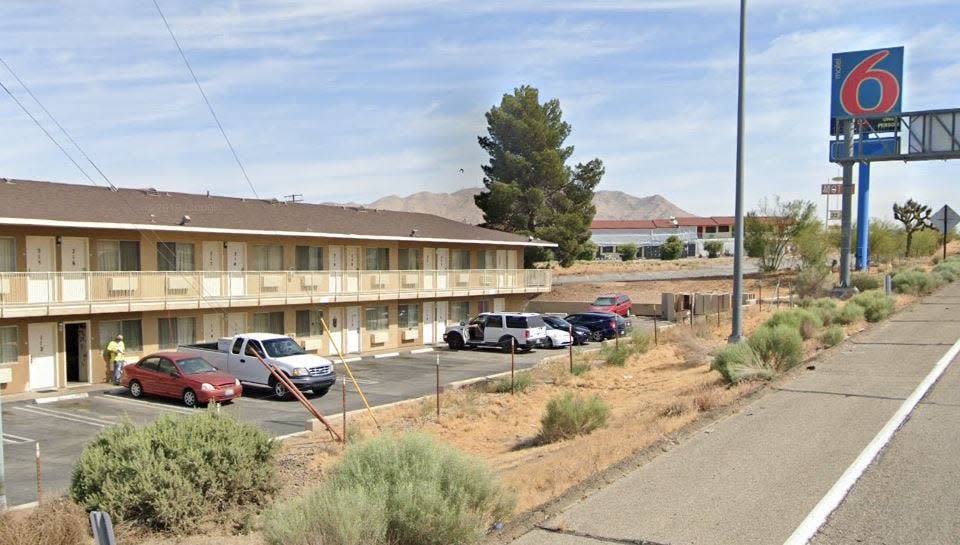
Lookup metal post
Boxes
[0,375,6,510]
[856,161,871,270]
[35,442,42,503]
[839,120,855,288]
[341,377,346,448]
[568,325,573,373]
[944,210,949,261]
[510,341,515,395]
[653,316,658,345]
[758,283,762,311]
[730,0,747,343]
[435,353,440,418]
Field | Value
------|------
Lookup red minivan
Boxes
[587,293,632,317]
[121,351,242,407]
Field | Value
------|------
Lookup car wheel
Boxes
[591,330,605,342]
[544,337,554,349]
[182,388,197,408]
[129,380,143,398]
[271,377,291,400]
[500,336,516,353]
[447,333,464,350]
[312,386,330,397]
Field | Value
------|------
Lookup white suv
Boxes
[443,312,548,352]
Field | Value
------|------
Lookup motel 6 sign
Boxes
[831,47,903,133]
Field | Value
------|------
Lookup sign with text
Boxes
[829,136,900,162]
[821,183,856,195]
[831,47,903,131]
[829,210,842,220]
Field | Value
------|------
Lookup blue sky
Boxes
[0,0,957,219]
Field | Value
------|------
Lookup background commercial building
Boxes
[0,179,552,394]
[590,217,735,259]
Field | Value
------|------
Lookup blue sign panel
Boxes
[831,47,904,122]
[829,136,900,162]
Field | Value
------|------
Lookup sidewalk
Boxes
[503,283,960,545]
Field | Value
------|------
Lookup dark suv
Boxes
[564,312,628,342]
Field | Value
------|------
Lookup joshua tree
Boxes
[893,199,933,257]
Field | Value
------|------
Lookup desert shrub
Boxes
[849,290,895,322]
[541,392,610,443]
[835,302,866,324]
[711,342,772,383]
[618,243,638,261]
[819,325,846,348]
[764,308,823,340]
[629,331,651,354]
[795,265,831,298]
[748,324,804,371]
[70,410,277,533]
[660,235,684,260]
[571,363,591,376]
[264,433,513,545]
[891,269,943,295]
[704,240,724,258]
[933,259,960,282]
[488,372,532,393]
[602,344,631,367]
[851,273,881,292]
[801,297,839,325]
[693,388,723,412]
[577,241,597,261]
[0,498,87,545]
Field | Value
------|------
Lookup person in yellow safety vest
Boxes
[106,334,126,385]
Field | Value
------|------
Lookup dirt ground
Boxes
[537,276,794,304]
[548,256,735,277]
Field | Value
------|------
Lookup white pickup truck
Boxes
[179,333,336,399]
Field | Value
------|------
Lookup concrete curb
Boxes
[33,392,89,405]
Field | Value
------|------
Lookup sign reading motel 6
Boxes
[831,47,903,123]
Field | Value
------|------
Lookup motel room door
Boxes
[28,322,58,390]
[226,242,246,297]
[26,236,55,304]
[422,302,434,345]
[345,306,361,354]
[202,241,223,297]
[60,237,89,302]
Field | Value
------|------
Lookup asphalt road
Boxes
[1,344,560,507]
[508,285,960,545]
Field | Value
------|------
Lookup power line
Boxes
[0,57,116,190]
[0,76,99,188]
[152,0,260,199]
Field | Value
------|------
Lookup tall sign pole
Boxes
[839,122,855,287]
[730,0,747,342]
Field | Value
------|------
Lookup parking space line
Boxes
[98,394,196,414]
[3,432,34,444]
[14,406,112,428]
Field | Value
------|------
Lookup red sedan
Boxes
[121,352,242,407]
[587,293,632,317]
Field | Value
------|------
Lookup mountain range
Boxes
[328,188,693,224]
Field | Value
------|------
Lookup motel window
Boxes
[450,301,470,324]
[398,304,419,329]
[97,240,140,271]
[476,250,495,269]
[253,312,285,335]
[718,225,730,233]
[296,309,325,337]
[98,320,143,352]
[157,242,195,272]
[451,250,470,270]
[398,248,420,270]
[158,317,197,350]
[295,246,323,271]
[251,245,283,271]
[0,325,18,364]
[0,238,15,272]
[365,248,390,271]
[365,305,389,332]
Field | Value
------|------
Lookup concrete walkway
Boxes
[506,283,960,545]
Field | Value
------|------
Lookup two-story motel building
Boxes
[0,179,552,394]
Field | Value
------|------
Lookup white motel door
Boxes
[60,237,89,302]
[422,302,435,345]
[226,242,246,297]
[28,322,57,390]
[422,248,435,290]
[329,246,343,293]
[436,248,449,290]
[435,301,448,344]
[203,314,223,341]
[494,298,505,312]
[202,241,223,297]
[496,249,507,288]
[26,236,55,304]
[345,306,361,353]
[327,307,344,356]
[344,246,360,293]
[506,250,517,288]
[226,313,246,337]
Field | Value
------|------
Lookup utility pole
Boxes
[0,381,6,510]
[730,0,747,343]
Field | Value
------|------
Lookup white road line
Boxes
[410,347,435,354]
[374,352,400,359]
[98,394,195,414]
[13,406,111,428]
[784,335,960,545]
[3,432,34,444]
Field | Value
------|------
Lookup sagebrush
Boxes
[263,432,514,545]
[488,372,533,393]
[764,308,823,340]
[849,290,895,322]
[70,410,277,533]
[748,324,804,371]
[541,392,610,442]
[711,342,772,383]
[0,498,87,545]
[850,273,881,292]
[835,302,866,324]
[801,297,838,326]
[891,268,943,295]
[819,325,845,347]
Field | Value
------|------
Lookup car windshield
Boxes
[592,297,616,306]
[177,357,218,375]
[543,316,571,329]
[262,338,306,357]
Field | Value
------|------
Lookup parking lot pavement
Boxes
[0,343,571,507]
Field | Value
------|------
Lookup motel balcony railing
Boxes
[0,268,552,318]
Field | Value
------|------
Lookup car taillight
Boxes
[525,330,530,338]
[610,320,616,329]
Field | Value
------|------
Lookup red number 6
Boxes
[840,50,900,116]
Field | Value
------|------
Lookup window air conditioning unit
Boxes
[402,329,418,341]
[109,276,139,292]
[369,331,388,344]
